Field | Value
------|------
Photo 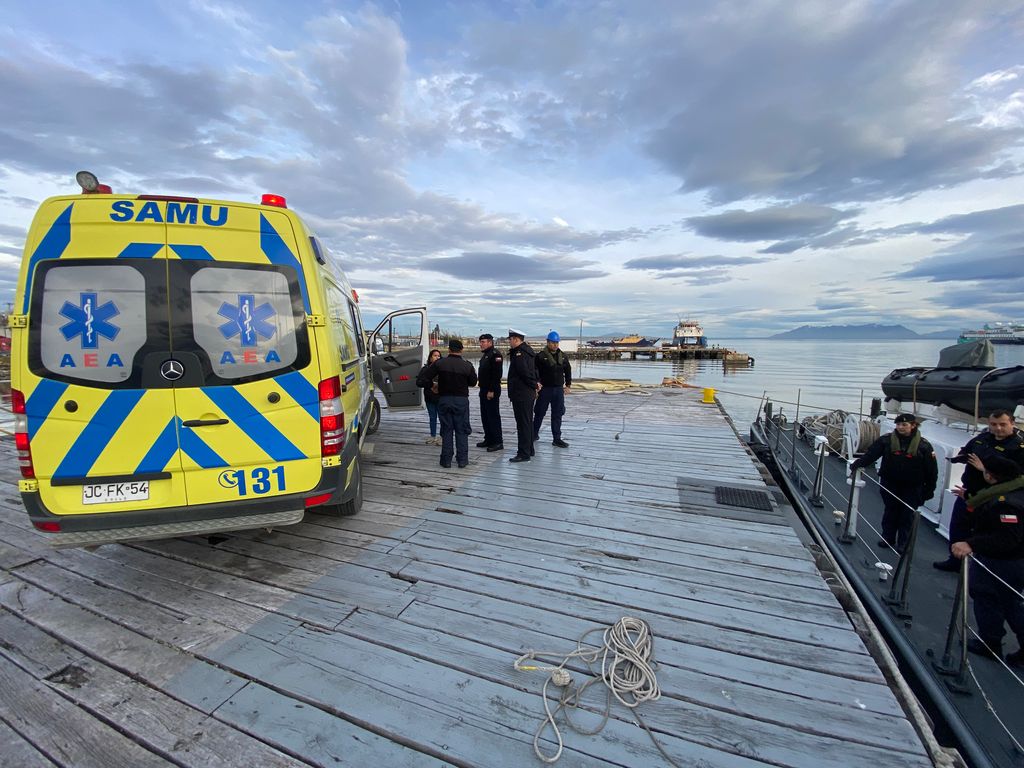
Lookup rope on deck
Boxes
[514,616,682,766]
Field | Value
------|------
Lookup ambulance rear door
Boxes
[20,196,186,516]
[164,204,323,507]
[369,308,427,410]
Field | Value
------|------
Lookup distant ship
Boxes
[670,318,707,348]
[587,334,659,347]
[958,322,1024,345]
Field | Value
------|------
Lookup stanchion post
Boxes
[933,557,972,694]
[809,435,828,508]
[788,390,801,479]
[883,507,919,619]
[839,467,864,543]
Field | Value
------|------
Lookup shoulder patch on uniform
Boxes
[1000,513,1018,523]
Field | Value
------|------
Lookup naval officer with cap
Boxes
[476,333,504,451]
[506,328,538,463]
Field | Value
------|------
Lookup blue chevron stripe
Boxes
[135,417,181,473]
[202,386,306,462]
[53,390,147,478]
[117,242,164,259]
[259,214,310,312]
[169,244,214,261]
[22,204,73,312]
[274,371,319,422]
[25,379,69,440]
[179,418,229,468]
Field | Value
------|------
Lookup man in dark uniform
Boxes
[950,455,1024,665]
[935,409,1024,570]
[533,330,572,448]
[416,339,477,468]
[476,333,504,452]
[850,413,938,552]
[506,328,538,463]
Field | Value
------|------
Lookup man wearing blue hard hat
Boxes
[533,330,572,448]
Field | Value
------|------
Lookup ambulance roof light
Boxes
[76,170,112,194]
[262,193,287,208]
[351,289,359,303]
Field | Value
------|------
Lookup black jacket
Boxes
[416,355,477,398]
[967,487,1024,559]
[477,347,504,396]
[416,362,441,403]
[851,431,938,499]
[536,347,572,388]
[951,429,1024,495]
[506,342,538,402]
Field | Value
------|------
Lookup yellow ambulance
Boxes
[11,172,427,546]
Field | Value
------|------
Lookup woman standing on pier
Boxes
[418,348,443,444]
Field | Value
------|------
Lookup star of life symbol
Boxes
[59,292,120,349]
[218,294,276,347]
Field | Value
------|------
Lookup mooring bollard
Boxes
[702,387,715,404]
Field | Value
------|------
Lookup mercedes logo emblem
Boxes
[160,359,185,381]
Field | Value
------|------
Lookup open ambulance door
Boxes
[369,307,427,410]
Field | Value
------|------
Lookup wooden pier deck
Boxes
[0,388,934,767]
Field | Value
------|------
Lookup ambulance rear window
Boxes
[188,265,304,381]
[32,263,152,384]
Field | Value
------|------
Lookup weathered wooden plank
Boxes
[0,608,84,678]
[397,598,903,717]
[210,627,779,768]
[398,558,862,651]
[0,579,250,714]
[397,526,837,610]
[0,717,58,767]
[131,537,414,617]
[335,609,927,759]
[217,681,454,768]
[413,514,830,594]
[408,580,883,682]
[44,660,308,768]
[0,655,170,768]
[45,548,302,644]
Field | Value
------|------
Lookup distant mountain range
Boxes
[769,324,959,340]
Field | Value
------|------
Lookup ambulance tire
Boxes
[336,459,363,517]
[366,398,381,435]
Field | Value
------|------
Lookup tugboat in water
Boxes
[670,318,707,347]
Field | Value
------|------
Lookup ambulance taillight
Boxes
[11,389,34,479]
[318,376,345,456]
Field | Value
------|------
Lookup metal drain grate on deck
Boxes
[714,486,774,511]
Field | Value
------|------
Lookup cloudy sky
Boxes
[1,0,1022,338]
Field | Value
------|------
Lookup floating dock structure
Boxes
[574,345,751,363]
[0,388,935,766]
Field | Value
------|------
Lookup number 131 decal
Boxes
[218,466,286,496]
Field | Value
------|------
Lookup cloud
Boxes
[686,204,858,242]
[420,252,608,283]
[624,253,768,269]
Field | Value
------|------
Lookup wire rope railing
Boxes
[757,395,1024,758]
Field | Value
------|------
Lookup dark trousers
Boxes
[533,386,565,440]
[511,398,534,459]
[880,487,919,550]
[438,396,470,464]
[479,392,503,446]
[970,557,1024,649]
[425,400,438,437]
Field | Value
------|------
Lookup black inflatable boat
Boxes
[881,365,1024,417]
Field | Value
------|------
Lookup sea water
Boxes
[573,340,1024,431]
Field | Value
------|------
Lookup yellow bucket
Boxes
[702,387,716,404]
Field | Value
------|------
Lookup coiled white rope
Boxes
[514,617,680,765]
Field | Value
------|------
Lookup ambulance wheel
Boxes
[337,459,363,517]
[366,398,381,435]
